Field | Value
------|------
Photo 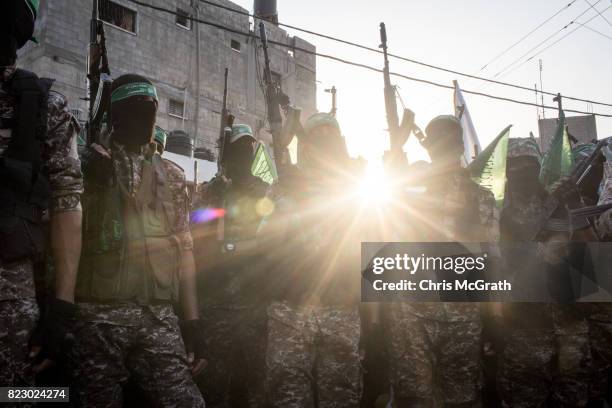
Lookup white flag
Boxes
[453,80,482,166]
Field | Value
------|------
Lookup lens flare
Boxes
[357,162,391,204]
[190,208,226,224]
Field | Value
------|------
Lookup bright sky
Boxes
[234,0,612,163]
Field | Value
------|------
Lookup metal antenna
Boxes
[539,59,545,119]
[324,86,337,116]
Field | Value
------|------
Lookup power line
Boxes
[583,0,612,28]
[123,0,612,118]
[194,0,612,108]
[494,1,603,78]
[499,5,612,78]
[479,0,578,72]
[575,21,612,40]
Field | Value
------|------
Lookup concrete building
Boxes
[18,0,317,153]
[538,114,598,153]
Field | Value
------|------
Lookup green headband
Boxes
[230,124,255,143]
[111,82,158,104]
[303,113,340,135]
[154,126,167,148]
[26,0,39,17]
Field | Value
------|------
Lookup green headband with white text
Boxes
[111,82,158,104]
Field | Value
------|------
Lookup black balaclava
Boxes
[110,74,158,148]
[225,137,256,183]
[506,156,543,196]
[0,0,36,66]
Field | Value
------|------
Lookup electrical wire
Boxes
[193,0,612,108]
[498,4,612,78]
[574,21,612,40]
[479,0,578,72]
[123,0,612,117]
[583,0,612,28]
[494,1,604,78]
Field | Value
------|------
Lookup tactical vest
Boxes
[76,153,180,304]
[0,69,53,263]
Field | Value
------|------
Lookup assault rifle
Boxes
[259,22,292,180]
[86,0,112,146]
[217,68,235,174]
[379,22,423,163]
[531,137,610,240]
[569,203,612,234]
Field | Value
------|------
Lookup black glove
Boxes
[180,319,206,360]
[30,298,78,362]
[208,176,231,199]
[82,143,113,185]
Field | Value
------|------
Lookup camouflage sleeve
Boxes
[164,159,194,251]
[596,162,612,240]
[42,91,83,213]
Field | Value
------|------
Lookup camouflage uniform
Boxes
[194,173,269,408]
[498,138,591,408]
[0,64,82,387]
[262,168,364,408]
[589,158,612,402]
[385,169,499,407]
[596,160,612,241]
[71,144,204,407]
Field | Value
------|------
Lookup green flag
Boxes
[251,142,278,185]
[539,110,574,189]
[468,125,512,208]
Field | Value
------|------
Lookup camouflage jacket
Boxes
[107,144,193,251]
[404,170,500,322]
[193,173,269,305]
[0,64,82,301]
[258,165,366,305]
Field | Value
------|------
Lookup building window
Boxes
[176,8,191,30]
[99,0,137,33]
[168,99,185,118]
[231,39,241,53]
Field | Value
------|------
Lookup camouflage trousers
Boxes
[70,303,205,408]
[498,327,591,408]
[265,301,362,408]
[588,317,612,402]
[0,298,39,388]
[384,305,482,407]
[196,304,267,408]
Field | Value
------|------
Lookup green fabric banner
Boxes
[468,125,511,208]
[251,143,278,185]
[539,110,574,189]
